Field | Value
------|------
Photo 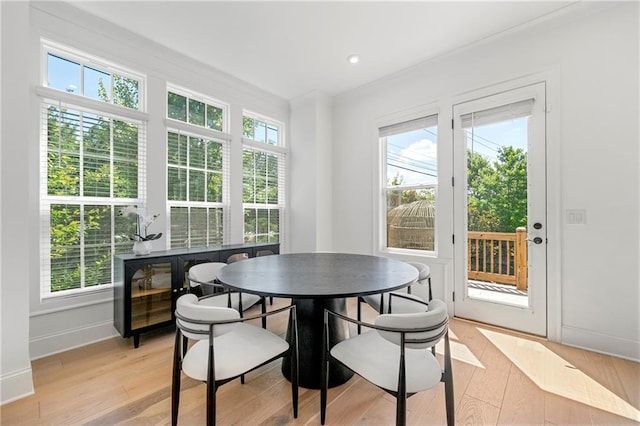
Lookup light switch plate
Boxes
[566,209,587,224]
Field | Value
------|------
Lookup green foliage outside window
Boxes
[242,114,281,243]
[243,116,278,145]
[167,127,224,248]
[242,150,279,204]
[46,74,140,293]
[167,91,223,131]
[243,148,280,243]
[467,147,527,233]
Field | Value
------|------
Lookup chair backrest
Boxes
[226,252,249,263]
[176,293,240,340]
[407,261,430,285]
[187,262,226,288]
[375,298,448,350]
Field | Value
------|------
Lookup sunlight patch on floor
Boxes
[434,328,485,369]
[479,328,640,422]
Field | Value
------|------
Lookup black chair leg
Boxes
[171,330,182,426]
[207,345,216,426]
[261,297,267,329]
[443,332,455,426]
[291,309,299,418]
[321,315,329,424]
[357,297,362,334]
[397,354,407,426]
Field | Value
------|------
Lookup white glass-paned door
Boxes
[453,83,547,336]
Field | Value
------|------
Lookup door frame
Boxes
[450,71,561,340]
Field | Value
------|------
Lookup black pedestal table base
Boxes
[282,297,353,389]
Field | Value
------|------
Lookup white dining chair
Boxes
[172,293,298,425]
[187,262,266,328]
[357,262,432,333]
[321,298,453,426]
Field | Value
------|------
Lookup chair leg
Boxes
[171,330,182,426]
[182,335,188,357]
[207,344,216,426]
[291,309,299,418]
[261,297,267,329]
[320,313,329,425]
[397,352,407,426]
[357,297,362,334]
[443,332,455,426]
[238,292,244,314]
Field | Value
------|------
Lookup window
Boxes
[167,90,224,131]
[242,113,285,244]
[46,52,140,110]
[380,115,438,252]
[39,43,146,297]
[166,86,230,248]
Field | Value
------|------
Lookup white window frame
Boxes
[241,111,287,246]
[375,111,440,258]
[38,41,147,299]
[166,84,231,248]
[41,39,145,112]
[166,84,230,134]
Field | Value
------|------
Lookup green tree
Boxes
[387,173,434,210]
[493,146,527,231]
[466,147,527,233]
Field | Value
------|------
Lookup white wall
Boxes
[1,1,291,403]
[331,2,639,360]
[289,91,333,253]
[1,2,35,404]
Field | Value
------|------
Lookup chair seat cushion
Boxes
[330,330,441,393]
[198,292,262,311]
[361,292,427,314]
[182,323,289,382]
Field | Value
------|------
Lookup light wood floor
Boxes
[2,298,639,425]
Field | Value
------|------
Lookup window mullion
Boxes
[110,119,114,199]
[80,204,86,289]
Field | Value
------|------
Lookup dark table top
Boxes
[216,252,418,299]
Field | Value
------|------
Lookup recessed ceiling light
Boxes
[347,54,360,64]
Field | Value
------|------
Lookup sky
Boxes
[387,118,529,186]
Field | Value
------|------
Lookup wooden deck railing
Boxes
[467,227,527,291]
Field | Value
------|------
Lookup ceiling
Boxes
[71,1,578,100]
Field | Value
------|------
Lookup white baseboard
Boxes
[0,367,34,406]
[562,325,640,362]
[30,320,119,360]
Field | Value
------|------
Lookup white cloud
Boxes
[400,138,437,162]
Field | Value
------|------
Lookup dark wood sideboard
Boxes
[114,242,279,347]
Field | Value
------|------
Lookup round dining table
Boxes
[216,252,419,389]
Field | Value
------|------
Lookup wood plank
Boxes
[545,392,593,425]
[465,339,511,408]
[497,364,545,425]
[456,394,501,425]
